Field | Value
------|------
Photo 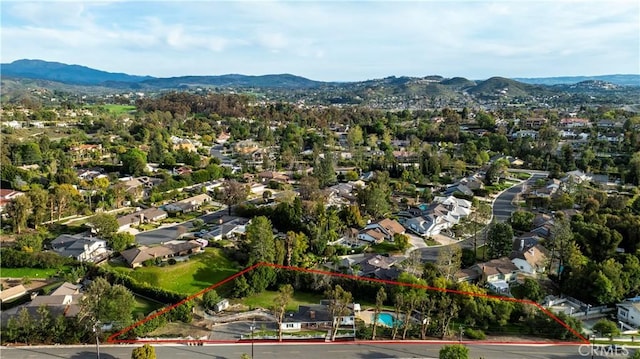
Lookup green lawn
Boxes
[369,242,403,254]
[108,248,240,295]
[0,267,63,278]
[133,295,164,318]
[239,290,325,311]
[99,104,136,114]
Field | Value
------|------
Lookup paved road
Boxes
[1,342,618,359]
[135,208,228,246]
[416,173,547,262]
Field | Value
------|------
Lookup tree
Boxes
[202,290,221,311]
[6,194,32,234]
[89,213,119,238]
[486,222,514,259]
[325,284,353,341]
[284,231,308,267]
[80,277,135,328]
[439,344,469,359]
[592,319,620,337]
[469,202,491,260]
[393,233,410,252]
[371,286,387,340]
[511,278,544,302]
[509,210,535,232]
[436,244,462,281]
[53,184,79,221]
[131,344,156,359]
[27,186,49,229]
[357,182,391,219]
[273,284,294,341]
[246,216,275,264]
[298,176,320,201]
[92,177,110,205]
[222,180,249,215]
[120,148,147,176]
[314,152,337,188]
[109,232,135,252]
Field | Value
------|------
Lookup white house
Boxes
[617,298,640,328]
[510,244,550,276]
[50,234,109,263]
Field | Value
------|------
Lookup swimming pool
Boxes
[375,313,395,327]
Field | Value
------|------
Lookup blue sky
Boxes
[1,1,639,81]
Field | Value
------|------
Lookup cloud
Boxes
[1,0,638,80]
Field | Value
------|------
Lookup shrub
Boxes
[464,328,486,340]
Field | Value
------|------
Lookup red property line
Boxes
[108,262,589,344]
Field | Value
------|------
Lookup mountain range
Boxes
[1,59,639,108]
[2,59,639,89]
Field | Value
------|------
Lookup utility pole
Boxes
[250,319,255,359]
[93,321,101,359]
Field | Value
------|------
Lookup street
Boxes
[0,342,616,359]
[417,172,547,262]
[134,207,228,246]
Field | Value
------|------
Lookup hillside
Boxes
[1,59,153,85]
[1,59,638,108]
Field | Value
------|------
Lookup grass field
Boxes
[108,248,240,295]
[133,295,164,318]
[99,104,136,114]
[239,290,325,311]
[0,267,62,278]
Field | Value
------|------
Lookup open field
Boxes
[98,104,136,114]
[107,248,240,295]
[0,267,63,278]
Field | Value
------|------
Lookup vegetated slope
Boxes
[467,76,555,98]
[0,59,154,85]
[137,73,325,89]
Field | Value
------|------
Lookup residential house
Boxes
[208,220,247,241]
[559,118,590,128]
[355,254,401,280]
[120,245,175,268]
[120,240,204,268]
[50,234,109,263]
[512,130,539,139]
[172,138,198,153]
[473,257,519,293]
[358,229,386,244]
[257,171,290,184]
[116,207,168,232]
[443,183,473,197]
[510,244,550,276]
[0,285,28,303]
[164,193,212,213]
[522,117,548,129]
[617,297,640,328]
[364,218,405,241]
[0,189,25,212]
[454,268,481,283]
[1,282,83,323]
[281,301,356,335]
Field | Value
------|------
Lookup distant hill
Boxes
[1,59,638,107]
[467,77,553,98]
[514,74,640,87]
[1,59,154,85]
[137,73,325,89]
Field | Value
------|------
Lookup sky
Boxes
[1,0,639,82]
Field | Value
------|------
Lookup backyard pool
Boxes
[375,312,395,327]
